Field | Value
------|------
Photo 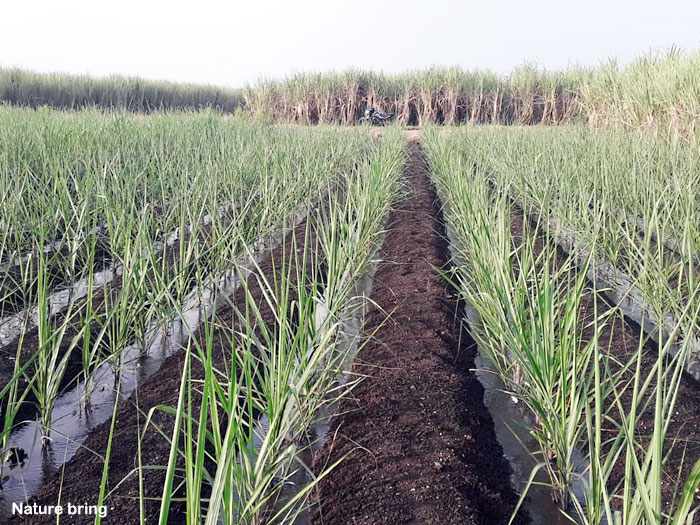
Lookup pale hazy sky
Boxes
[1,0,699,87]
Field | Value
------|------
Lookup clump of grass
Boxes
[581,48,700,140]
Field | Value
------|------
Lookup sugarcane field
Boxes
[1,2,700,524]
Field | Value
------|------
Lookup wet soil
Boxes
[0,271,123,424]
[510,207,700,518]
[312,138,527,525]
[8,217,319,524]
[0,241,113,318]
[0,211,249,424]
[13,133,697,524]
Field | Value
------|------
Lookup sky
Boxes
[1,0,699,88]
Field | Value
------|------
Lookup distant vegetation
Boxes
[580,48,700,139]
[3,48,699,137]
[244,65,587,126]
[0,68,244,112]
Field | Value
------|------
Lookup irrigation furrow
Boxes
[313,135,527,524]
[533,189,696,264]
[433,178,585,524]
[4,133,403,524]
[0,237,69,272]
[0,198,179,272]
[239,226,380,524]
[0,195,316,516]
[617,210,698,262]
[523,205,700,381]
[0,194,252,350]
[424,125,700,523]
[484,181,700,382]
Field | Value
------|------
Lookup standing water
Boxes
[0,208,310,520]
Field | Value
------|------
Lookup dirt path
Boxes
[312,136,527,525]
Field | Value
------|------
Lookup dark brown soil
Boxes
[312,137,527,525]
[11,133,698,524]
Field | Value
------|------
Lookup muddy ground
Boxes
[7,216,321,524]
[509,206,700,518]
